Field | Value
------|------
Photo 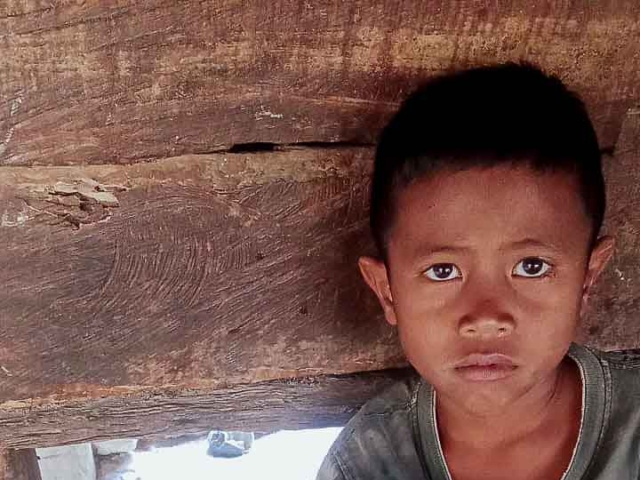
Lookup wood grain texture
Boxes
[579,107,640,349]
[0,1,638,166]
[0,368,416,449]
[0,148,405,406]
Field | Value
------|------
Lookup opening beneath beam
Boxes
[35,427,342,480]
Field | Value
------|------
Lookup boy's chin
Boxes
[434,363,562,414]
[437,376,530,415]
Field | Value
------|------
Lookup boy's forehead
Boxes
[390,164,592,256]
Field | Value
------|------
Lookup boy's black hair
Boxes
[371,62,605,261]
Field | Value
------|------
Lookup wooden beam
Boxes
[0,368,414,449]
[0,450,42,480]
[0,1,638,166]
[0,148,405,407]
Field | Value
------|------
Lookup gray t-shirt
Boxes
[316,343,640,480]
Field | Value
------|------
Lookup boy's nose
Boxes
[457,277,517,339]
[458,314,515,339]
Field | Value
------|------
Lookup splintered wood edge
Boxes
[0,147,374,229]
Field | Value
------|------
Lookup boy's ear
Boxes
[581,235,615,316]
[358,256,397,326]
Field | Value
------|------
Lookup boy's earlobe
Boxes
[358,256,397,326]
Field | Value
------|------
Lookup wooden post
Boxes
[0,449,42,480]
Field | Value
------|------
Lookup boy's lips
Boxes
[454,353,517,382]
[455,353,515,368]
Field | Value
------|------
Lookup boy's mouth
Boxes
[454,353,517,382]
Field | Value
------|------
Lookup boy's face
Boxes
[359,164,613,412]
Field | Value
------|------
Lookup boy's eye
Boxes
[424,263,461,282]
[513,257,552,278]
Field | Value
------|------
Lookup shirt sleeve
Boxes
[316,450,349,480]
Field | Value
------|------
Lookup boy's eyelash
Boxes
[420,258,557,279]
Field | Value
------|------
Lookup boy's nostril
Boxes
[459,318,513,338]
[460,324,478,336]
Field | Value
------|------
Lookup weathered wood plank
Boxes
[580,107,640,349]
[0,1,638,166]
[1,450,42,480]
[0,368,415,449]
[0,148,406,406]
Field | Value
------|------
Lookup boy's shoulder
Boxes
[571,345,640,478]
[585,344,640,391]
[323,370,428,480]
[578,344,640,396]
[350,370,423,417]
[587,345,640,410]
[594,347,640,370]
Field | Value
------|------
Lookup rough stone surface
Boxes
[36,444,96,480]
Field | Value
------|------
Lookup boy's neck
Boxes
[435,358,582,451]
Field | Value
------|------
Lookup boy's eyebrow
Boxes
[409,244,471,258]
[504,238,563,253]
[409,238,563,258]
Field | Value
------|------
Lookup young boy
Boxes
[316,63,639,480]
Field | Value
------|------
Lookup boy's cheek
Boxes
[396,325,452,379]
